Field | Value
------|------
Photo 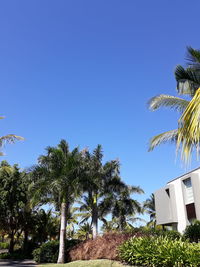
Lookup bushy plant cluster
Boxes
[33,239,79,263]
[0,242,9,249]
[119,236,200,267]
[126,227,182,240]
[184,220,200,243]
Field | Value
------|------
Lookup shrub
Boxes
[0,242,9,249]
[33,239,79,263]
[184,220,200,242]
[161,229,182,240]
[69,230,181,262]
[119,236,200,267]
[69,232,143,261]
[0,252,26,260]
[33,240,59,263]
[127,227,182,240]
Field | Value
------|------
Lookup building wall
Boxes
[155,168,200,233]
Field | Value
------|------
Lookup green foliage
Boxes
[33,239,80,263]
[125,227,182,240]
[0,242,9,249]
[33,240,59,263]
[148,47,200,162]
[160,229,182,240]
[0,161,29,252]
[0,251,28,260]
[184,220,200,242]
[119,236,200,267]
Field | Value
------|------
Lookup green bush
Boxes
[119,236,200,267]
[184,220,200,242]
[126,227,182,239]
[33,239,80,263]
[0,252,26,260]
[0,242,9,249]
[161,229,182,240]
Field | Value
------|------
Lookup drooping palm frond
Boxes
[148,129,178,151]
[148,95,189,113]
[0,134,24,146]
[144,194,156,223]
[128,185,144,195]
[177,87,200,163]
[175,65,200,96]
[186,46,200,66]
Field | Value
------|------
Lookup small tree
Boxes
[0,161,27,253]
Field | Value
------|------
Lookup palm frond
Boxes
[177,87,200,163]
[128,185,144,194]
[175,65,200,96]
[0,134,24,147]
[148,129,178,151]
[186,46,200,66]
[148,95,189,113]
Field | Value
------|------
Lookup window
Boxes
[186,203,196,221]
[183,178,194,204]
[165,188,170,197]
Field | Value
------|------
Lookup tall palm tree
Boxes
[31,140,82,264]
[148,47,200,163]
[143,193,156,228]
[80,145,127,238]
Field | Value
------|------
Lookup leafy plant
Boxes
[184,220,200,242]
[33,239,80,263]
[0,242,9,249]
[119,236,200,267]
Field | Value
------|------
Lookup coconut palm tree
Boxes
[31,140,82,264]
[80,145,128,238]
[148,47,200,163]
[144,194,156,228]
[101,186,144,231]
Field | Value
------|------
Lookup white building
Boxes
[155,167,200,233]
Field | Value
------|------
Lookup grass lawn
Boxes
[38,259,130,267]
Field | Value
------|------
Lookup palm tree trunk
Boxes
[92,195,98,239]
[9,231,14,254]
[57,201,67,264]
[23,229,28,254]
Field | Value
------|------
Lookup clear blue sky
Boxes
[1,0,200,204]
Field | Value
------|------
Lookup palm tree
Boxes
[101,186,144,231]
[31,140,82,264]
[0,116,24,155]
[144,194,156,228]
[175,47,200,162]
[148,47,200,163]
[75,223,92,240]
[80,145,128,238]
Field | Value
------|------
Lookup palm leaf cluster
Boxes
[0,116,23,156]
[149,46,200,163]
[30,140,144,263]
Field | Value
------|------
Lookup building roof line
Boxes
[167,166,200,184]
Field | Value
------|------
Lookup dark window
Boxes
[165,188,170,197]
[186,203,196,221]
